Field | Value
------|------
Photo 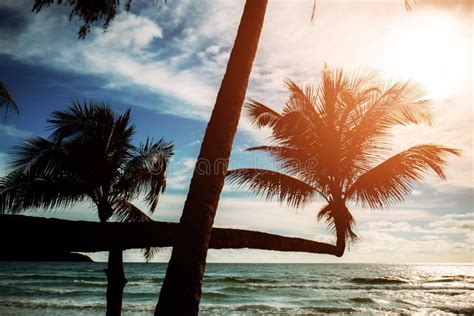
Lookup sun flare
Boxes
[381,12,471,101]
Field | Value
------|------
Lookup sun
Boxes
[380,11,471,101]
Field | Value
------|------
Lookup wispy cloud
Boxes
[0,124,32,138]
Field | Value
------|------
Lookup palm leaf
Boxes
[226,168,317,208]
[245,99,281,128]
[118,138,173,213]
[9,137,65,175]
[317,203,358,243]
[246,145,328,195]
[346,145,461,208]
[0,82,19,120]
[112,199,153,223]
[143,246,160,263]
[0,170,86,214]
[339,80,433,181]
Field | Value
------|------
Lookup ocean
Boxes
[0,262,472,315]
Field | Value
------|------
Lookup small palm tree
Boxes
[0,82,19,121]
[0,101,173,314]
[227,67,460,256]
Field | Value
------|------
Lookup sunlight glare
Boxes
[381,12,470,101]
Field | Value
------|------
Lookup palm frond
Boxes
[317,203,358,243]
[283,79,321,117]
[246,145,328,195]
[346,145,461,208]
[339,80,433,181]
[143,246,160,263]
[226,168,317,208]
[245,99,281,128]
[9,136,65,175]
[112,199,152,223]
[48,101,135,147]
[118,138,173,213]
[0,170,86,214]
[0,82,19,120]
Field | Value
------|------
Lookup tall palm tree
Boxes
[0,101,173,315]
[0,82,19,121]
[227,67,460,255]
[156,1,267,313]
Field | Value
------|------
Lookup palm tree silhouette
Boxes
[0,101,173,315]
[0,82,19,121]
[227,67,460,255]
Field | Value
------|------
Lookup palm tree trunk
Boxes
[99,199,127,316]
[105,249,127,316]
[0,215,345,256]
[155,1,268,314]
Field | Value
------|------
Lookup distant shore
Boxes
[0,251,92,262]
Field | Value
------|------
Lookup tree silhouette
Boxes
[227,67,460,255]
[0,101,173,315]
[32,0,153,38]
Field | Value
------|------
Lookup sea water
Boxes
[0,262,472,315]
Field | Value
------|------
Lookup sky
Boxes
[0,0,472,263]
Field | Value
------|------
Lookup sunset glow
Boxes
[381,12,471,101]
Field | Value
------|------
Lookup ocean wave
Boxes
[0,274,104,281]
[349,277,408,285]
[0,299,105,310]
[201,291,232,299]
[200,304,358,314]
[426,290,468,296]
[435,306,474,315]
[425,275,474,283]
[0,285,104,298]
[349,297,377,304]
[205,276,279,284]
[0,298,156,313]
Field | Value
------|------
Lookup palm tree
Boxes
[0,82,19,121]
[227,67,460,255]
[0,101,173,315]
[156,1,267,313]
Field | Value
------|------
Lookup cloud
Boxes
[92,13,163,53]
[0,152,9,176]
[166,157,196,190]
[429,216,474,234]
[0,124,32,138]
[366,213,474,235]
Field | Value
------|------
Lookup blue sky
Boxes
[0,0,472,263]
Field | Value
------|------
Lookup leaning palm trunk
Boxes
[156,1,268,314]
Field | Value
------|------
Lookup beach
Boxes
[0,262,472,315]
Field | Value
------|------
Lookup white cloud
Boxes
[0,124,32,138]
[165,157,196,190]
[0,152,9,177]
[92,14,163,53]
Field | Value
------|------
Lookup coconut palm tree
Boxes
[156,2,267,313]
[0,82,19,120]
[227,67,460,255]
[0,101,173,315]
